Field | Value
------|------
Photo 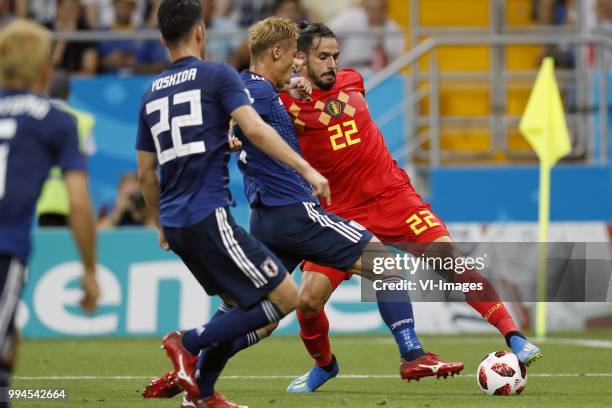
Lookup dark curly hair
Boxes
[296,21,337,54]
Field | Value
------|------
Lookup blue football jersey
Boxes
[136,58,251,228]
[0,90,85,262]
[235,71,315,207]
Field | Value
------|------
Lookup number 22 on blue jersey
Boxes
[145,89,205,165]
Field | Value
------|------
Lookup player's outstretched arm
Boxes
[64,170,99,313]
[137,150,169,251]
[231,105,331,205]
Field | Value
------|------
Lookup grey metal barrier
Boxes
[365,34,611,168]
[366,0,610,168]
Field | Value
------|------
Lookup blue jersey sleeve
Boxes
[52,110,86,172]
[214,63,251,115]
[248,81,275,117]
[136,106,156,152]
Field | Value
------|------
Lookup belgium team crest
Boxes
[325,98,344,119]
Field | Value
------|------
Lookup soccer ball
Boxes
[477,351,527,396]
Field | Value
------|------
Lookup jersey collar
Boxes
[171,56,199,67]
[243,70,275,88]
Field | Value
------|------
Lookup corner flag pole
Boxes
[519,57,572,341]
[535,162,550,340]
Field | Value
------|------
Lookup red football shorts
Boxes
[301,187,449,289]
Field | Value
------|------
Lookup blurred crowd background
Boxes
[1,0,610,229]
[0,0,609,78]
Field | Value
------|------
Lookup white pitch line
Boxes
[545,338,612,349]
[360,337,612,349]
[13,373,612,381]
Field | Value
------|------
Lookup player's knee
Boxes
[298,289,326,314]
[425,238,457,260]
[423,240,461,280]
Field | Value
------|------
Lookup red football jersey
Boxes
[280,69,412,213]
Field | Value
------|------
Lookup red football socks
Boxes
[297,308,333,367]
[454,269,518,337]
[468,300,518,337]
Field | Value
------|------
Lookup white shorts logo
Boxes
[260,257,279,278]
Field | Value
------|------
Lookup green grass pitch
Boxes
[11,329,612,407]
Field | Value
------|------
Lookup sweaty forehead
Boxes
[312,37,339,55]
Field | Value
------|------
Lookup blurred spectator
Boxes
[226,0,277,27]
[222,0,321,71]
[202,0,241,62]
[47,0,99,76]
[328,0,405,74]
[1,0,28,27]
[227,41,251,71]
[535,0,610,67]
[274,0,314,23]
[536,0,577,25]
[144,0,161,27]
[38,72,97,227]
[302,0,356,23]
[0,0,17,28]
[595,0,612,28]
[82,0,159,28]
[98,172,154,228]
[594,0,612,69]
[97,0,167,74]
[535,0,603,29]
[537,0,577,68]
[19,0,57,25]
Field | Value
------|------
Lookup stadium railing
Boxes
[51,27,405,42]
[365,0,611,168]
[365,33,611,167]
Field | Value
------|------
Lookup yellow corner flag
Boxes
[519,57,571,340]
[520,58,572,168]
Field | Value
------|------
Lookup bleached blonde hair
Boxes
[0,19,52,87]
[248,16,299,58]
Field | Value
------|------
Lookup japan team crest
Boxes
[260,257,279,278]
